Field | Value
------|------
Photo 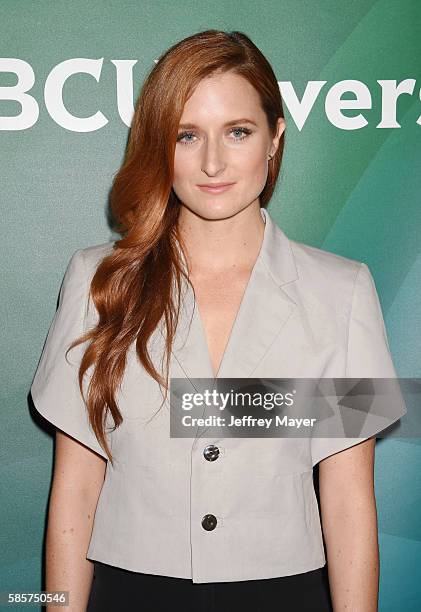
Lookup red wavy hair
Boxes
[67,29,285,463]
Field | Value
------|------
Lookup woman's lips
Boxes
[197,182,236,194]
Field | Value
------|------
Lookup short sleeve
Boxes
[311,262,406,467]
[30,249,108,460]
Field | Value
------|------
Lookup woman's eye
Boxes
[176,131,196,144]
[176,126,252,145]
[230,127,252,140]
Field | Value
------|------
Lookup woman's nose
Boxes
[200,138,227,176]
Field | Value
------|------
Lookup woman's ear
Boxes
[269,117,286,158]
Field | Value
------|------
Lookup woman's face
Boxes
[172,70,285,220]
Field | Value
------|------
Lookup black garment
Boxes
[86,561,333,612]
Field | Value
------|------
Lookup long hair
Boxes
[67,29,286,463]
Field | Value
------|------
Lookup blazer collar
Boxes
[163,207,299,381]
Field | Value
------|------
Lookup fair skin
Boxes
[44,432,106,611]
[319,438,379,611]
[46,70,378,612]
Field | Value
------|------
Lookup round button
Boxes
[201,514,217,531]
[203,444,220,461]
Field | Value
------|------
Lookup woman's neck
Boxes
[177,203,265,278]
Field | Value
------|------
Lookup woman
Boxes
[31,30,405,611]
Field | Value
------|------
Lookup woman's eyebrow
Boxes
[178,118,258,129]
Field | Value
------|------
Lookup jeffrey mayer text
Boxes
[182,415,318,428]
[228,415,317,429]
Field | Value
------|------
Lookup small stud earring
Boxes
[268,154,273,160]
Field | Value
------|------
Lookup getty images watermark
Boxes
[168,378,419,439]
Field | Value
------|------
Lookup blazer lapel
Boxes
[166,207,299,381]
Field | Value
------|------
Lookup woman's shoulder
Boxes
[76,240,116,278]
[80,240,116,260]
[288,237,364,289]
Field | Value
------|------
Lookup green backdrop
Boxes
[1,1,420,610]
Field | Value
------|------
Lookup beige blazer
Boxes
[30,206,406,583]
